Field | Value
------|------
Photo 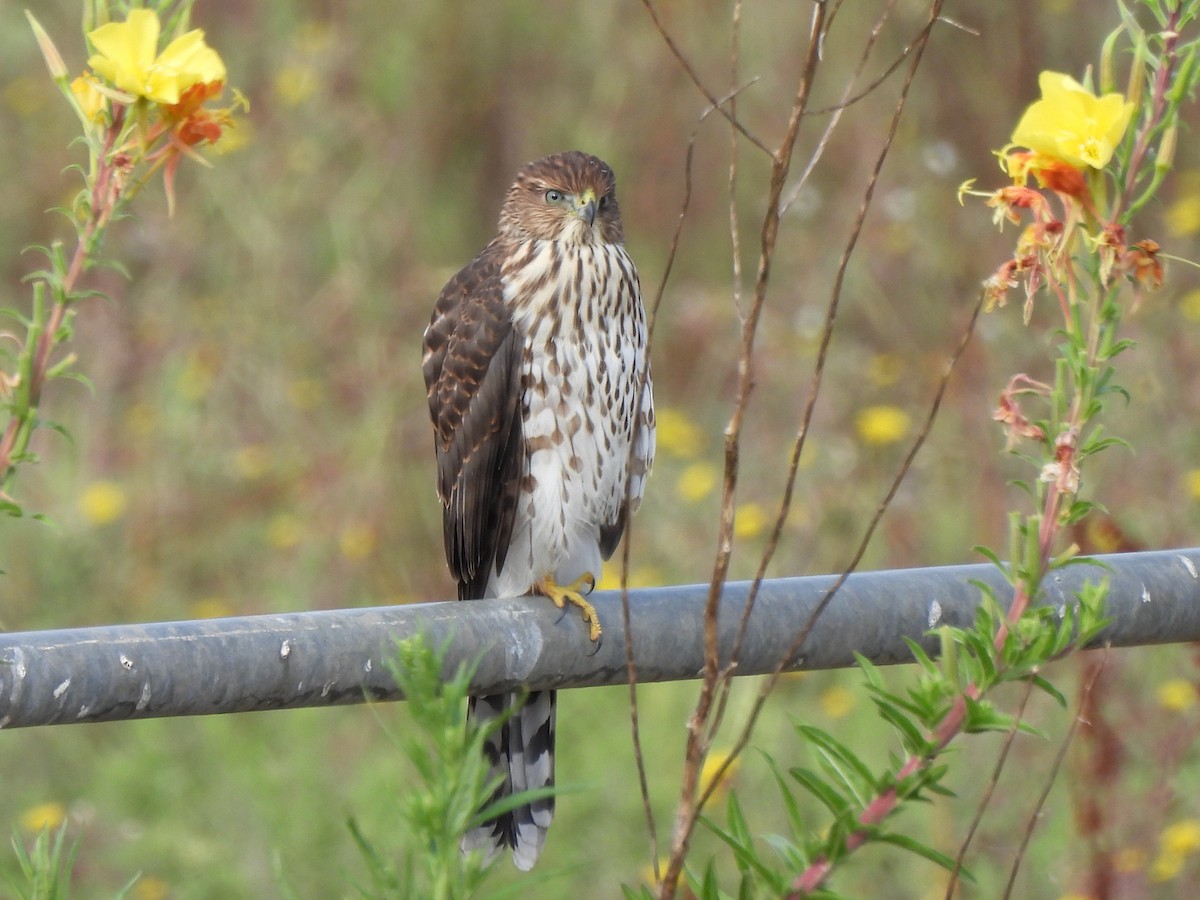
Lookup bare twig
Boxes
[944,677,1039,898]
[780,0,902,217]
[1003,650,1110,898]
[657,4,831,896]
[708,0,949,768]
[639,0,773,157]
[623,77,759,888]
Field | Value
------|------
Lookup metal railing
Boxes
[2,548,1199,730]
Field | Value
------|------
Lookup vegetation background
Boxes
[2,1,1200,897]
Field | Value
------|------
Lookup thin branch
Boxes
[711,0,946,752]
[1003,650,1110,899]
[780,0,902,217]
[625,76,758,890]
[944,676,1038,898]
[639,0,773,157]
[659,4,831,897]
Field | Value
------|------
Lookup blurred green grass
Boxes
[4,1,1200,897]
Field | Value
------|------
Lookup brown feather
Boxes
[422,240,524,599]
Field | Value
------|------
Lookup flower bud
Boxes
[1127,33,1147,113]
[25,12,69,82]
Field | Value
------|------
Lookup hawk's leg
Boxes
[536,573,601,642]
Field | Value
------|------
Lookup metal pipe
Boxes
[2,548,1199,729]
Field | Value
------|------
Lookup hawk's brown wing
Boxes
[422,240,524,601]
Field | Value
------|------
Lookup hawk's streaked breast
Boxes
[489,238,654,598]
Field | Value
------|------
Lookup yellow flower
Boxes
[274,63,319,108]
[676,461,719,503]
[1158,678,1197,712]
[733,502,769,540]
[88,9,225,105]
[267,513,304,549]
[1010,71,1134,170]
[819,684,856,719]
[189,597,233,620]
[132,876,171,900]
[20,801,67,832]
[855,405,911,446]
[867,353,904,388]
[1186,468,1200,502]
[1167,194,1200,237]
[70,74,106,123]
[233,444,270,479]
[1181,289,1200,322]
[339,522,377,561]
[1151,819,1200,881]
[288,377,324,410]
[1113,846,1147,873]
[655,408,704,459]
[80,480,127,525]
[700,749,741,797]
[596,565,662,591]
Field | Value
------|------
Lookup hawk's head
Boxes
[498,151,624,246]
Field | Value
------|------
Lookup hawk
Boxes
[421,151,655,869]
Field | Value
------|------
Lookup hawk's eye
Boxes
[545,189,565,203]
[598,195,609,209]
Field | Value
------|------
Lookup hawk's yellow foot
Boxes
[536,573,601,641]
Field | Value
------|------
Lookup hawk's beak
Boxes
[576,190,598,228]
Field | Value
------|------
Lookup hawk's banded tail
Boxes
[461,690,556,871]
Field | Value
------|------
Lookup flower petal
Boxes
[87,9,159,96]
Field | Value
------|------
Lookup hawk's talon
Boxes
[537,573,602,642]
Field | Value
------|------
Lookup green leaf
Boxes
[972,544,1006,572]
[759,750,806,840]
[874,831,975,880]
[866,694,928,753]
[795,724,877,793]
[1030,674,1067,707]
[789,765,852,819]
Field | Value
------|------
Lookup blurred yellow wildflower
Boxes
[70,73,106,123]
[819,684,856,719]
[267,513,304,549]
[1151,819,1200,882]
[132,876,171,900]
[4,76,46,117]
[640,858,669,889]
[80,480,127,525]
[867,353,904,388]
[340,522,377,561]
[677,461,719,503]
[1181,289,1200,322]
[20,801,66,832]
[233,444,271,479]
[855,405,911,446]
[1009,71,1133,170]
[734,502,769,540]
[288,377,324,410]
[1186,469,1200,502]
[275,63,319,107]
[655,407,704,459]
[596,565,662,591]
[190,597,233,619]
[701,749,741,798]
[1157,678,1197,712]
[1167,194,1200,237]
[124,402,158,437]
[88,9,225,106]
[177,350,217,400]
[1113,846,1148,873]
